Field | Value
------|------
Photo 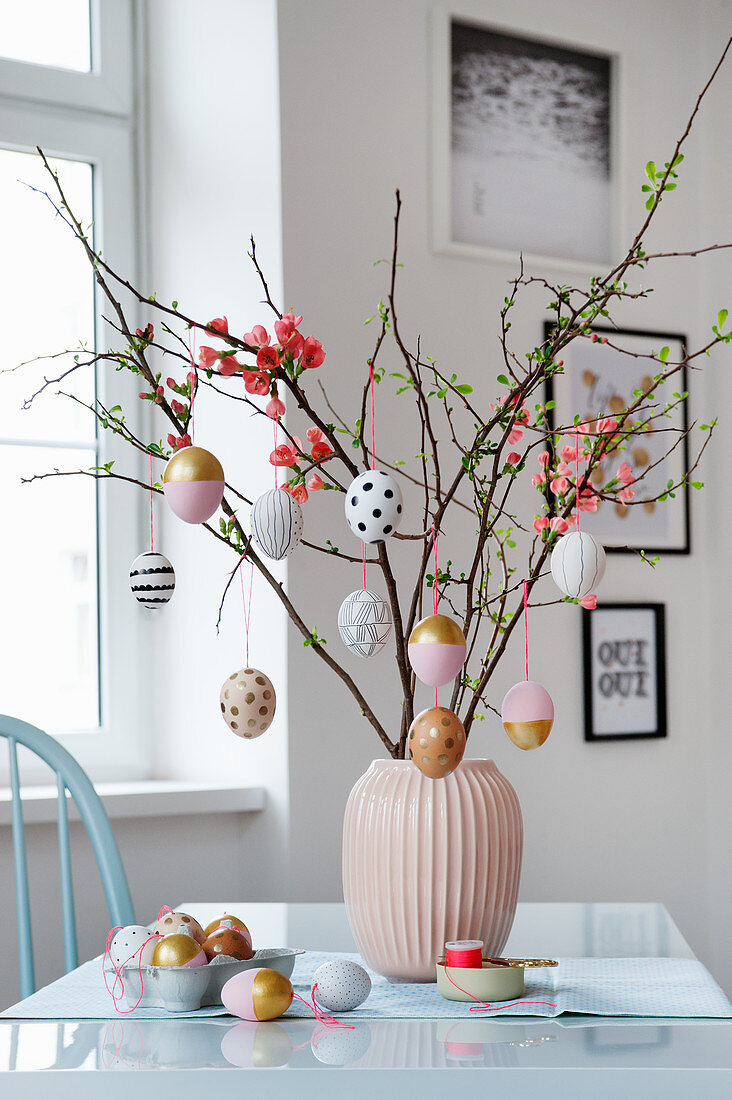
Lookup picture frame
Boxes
[431,6,619,270]
[545,324,691,554]
[582,603,667,743]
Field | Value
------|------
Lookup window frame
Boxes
[0,0,151,782]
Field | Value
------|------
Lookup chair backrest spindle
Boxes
[8,736,35,999]
[56,775,79,973]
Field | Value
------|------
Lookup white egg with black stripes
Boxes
[345,470,402,544]
[313,958,371,1012]
[129,551,175,609]
[250,487,303,560]
[550,530,606,599]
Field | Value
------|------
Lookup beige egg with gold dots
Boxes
[220,667,276,738]
[408,706,465,779]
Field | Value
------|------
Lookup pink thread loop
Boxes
[102,929,162,1015]
[188,334,198,446]
[291,986,355,1032]
[362,541,367,591]
[575,430,580,529]
[443,966,557,1014]
[274,417,279,490]
[149,452,154,553]
[524,580,529,682]
[369,360,376,470]
[240,556,254,667]
[432,525,439,707]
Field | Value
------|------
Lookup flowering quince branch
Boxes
[13,46,732,756]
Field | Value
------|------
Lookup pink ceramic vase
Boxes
[342,759,522,982]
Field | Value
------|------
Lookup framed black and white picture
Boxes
[545,325,690,554]
[582,603,667,742]
[432,10,616,267]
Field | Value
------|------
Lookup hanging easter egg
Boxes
[408,614,467,687]
[203,914,252,946]
[163,445,225,524]
[550,530,606,600]
[109,925,158,969]
[338,589,392,658]
[152,911,206,944]
[202,925,254,962]
[250,488,303,560]
[409,707,465,779]
[313,958,371,1012]
[220,667,276,737]
[152,932,207,968]
[345,470,402,543]
[129,551,175,609]
[222,967,294,1022]
[501,680,555,751]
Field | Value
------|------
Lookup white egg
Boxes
[344,470,402,543]
[311,1022,372,1065]
[110,925,157,968]
[313,958,371,1012]
[338,589,392,658]
[550,530,606,599]
[250,488,303,560]
[129,551,175,609]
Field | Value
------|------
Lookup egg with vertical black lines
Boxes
[550,530,606,599]
[313,958,371,1012]
[250,488,303,560]
[345,470,402,543]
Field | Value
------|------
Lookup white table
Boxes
[1,902,730,1100]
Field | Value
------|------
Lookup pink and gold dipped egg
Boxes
[163,445,224,524]
[407,614,467,688]
[151,932,207,968]
[152,911,206,944]
[221,967,294,1022]
[409,706,465,779]
[220,668,276,738]
[501,680,555,751]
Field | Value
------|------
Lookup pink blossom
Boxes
[217,355,240,376]
[507,451,521,465]
[156,385,164,397]
[531,472,546,489]
[257,345,281,371]
[207,316,228,335]
[269,444,298,468]
[199,345,218,368]
[284,481,308,504]
[561,444,587,464]
[538,450,550,467]
[275,313,304,356]
[307,473,324,492]
[266,395,286,419]
[618,485,635,504]
[244,324,269,349]
[187,370,197,385]
[579,489,599,512]
[311,439,333,462]
[243,370,271,396]
[555,461,573,477]
[306,426,323,445]
[550,517,569,536]
[591,332,599,343]
[300,336,325,369]
[166,377,177,390]
[167,433,176,448]
[550,476,570,495]
[617,461,634,485]
[138,392,147,400]
[507,424,524,445]
[596,416,619,435]
[171,399,186,416]
[167,433,191,451]
[534,516,549,534]
[580,594,597,610]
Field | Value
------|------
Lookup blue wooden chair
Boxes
[1,715,135,999]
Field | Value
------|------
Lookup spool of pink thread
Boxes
[445,940,484,969]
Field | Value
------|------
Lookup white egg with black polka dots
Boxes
[109,925,157,969]
[313,958,371,1012]
[345,470,403,543]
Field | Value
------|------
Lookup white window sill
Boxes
[0,780,266,826]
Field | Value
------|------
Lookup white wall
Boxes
[277,0,732,993]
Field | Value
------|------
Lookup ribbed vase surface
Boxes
[342,759,523,981]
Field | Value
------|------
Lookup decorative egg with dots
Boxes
[152,911,206,944]
[109,925,158,969]
[338,589,392,658]
[409,706,465,779]
[250,488,303,560]
[163,445,225,524]
[202,925,254,962]
[501,680,555,751]
[220,667,276,737]
[345,470,402,543]
[313,958,371,1012]
[408,613,467,687]
[550,530,606,599]
[129,551,175,609]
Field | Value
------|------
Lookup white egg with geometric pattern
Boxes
[110,925,157,969]
[344,470,402,543]
[220,667,276,738]
[313,958,371,1012]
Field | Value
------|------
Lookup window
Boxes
[0,1,146,777]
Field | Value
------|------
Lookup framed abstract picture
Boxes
[545,325,690,554]
[432,9,617,268]
[582,603,667,743]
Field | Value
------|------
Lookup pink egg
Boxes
[407,614,467,688]
[222,967,294,1022]
[501,680,555,751]
[164,480,224,524]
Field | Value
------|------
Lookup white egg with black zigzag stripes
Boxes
[550,530,606,600]
[250,488,303,560]
[129,551,176,609]
[338,589,392,658]
[313,958,371,1012]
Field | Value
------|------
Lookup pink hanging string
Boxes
[273,417,279,490]
[149,452,154,553]
[442,965,556,1013]
[362,542,367,590]
[102,926,163,1015]
[524,580,529,682]
[369,360,376,470]
[240,556,254,666]
[290,984,355,1032]
[433,525,439,707]
[575,430,580,529]
[188,332,198,445]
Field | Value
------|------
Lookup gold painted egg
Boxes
[203,914,252,943]
[220,667,276,738]
[152,932,207,968]
[408,706,465,779]
[202,926,254,962]
[152,911,206,944]
[163,445,225,524]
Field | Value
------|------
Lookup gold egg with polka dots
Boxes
[408,706,465,779]
[220,667,276,738]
